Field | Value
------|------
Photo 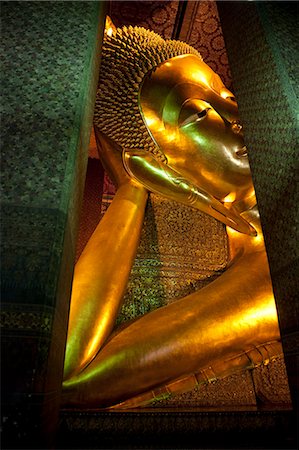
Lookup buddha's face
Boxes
[139,55,253,203]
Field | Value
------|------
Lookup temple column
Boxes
[217,1,298,409]
[1,2,107,447]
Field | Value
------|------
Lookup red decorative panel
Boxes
[108,1,233,89]
[109,1,180,39]
[179,1,233,90]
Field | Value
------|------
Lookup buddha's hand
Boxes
[64,128,148,381]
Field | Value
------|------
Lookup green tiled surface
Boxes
[1,2,104,293]
[2,205,66,305]
[218,1,298,409]
[258,2,298,105]
[1,1,106,447]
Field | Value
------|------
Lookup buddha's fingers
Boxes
[62,251,280,408]
[63,181,148,381]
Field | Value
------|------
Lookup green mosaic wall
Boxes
[1,2,106,447]
[218,1,298,409]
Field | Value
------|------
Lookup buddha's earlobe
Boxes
[123,149,257,236]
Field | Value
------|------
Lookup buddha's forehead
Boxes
[141,54,224,103]
[162,54,224,92]
[140,54,238,125]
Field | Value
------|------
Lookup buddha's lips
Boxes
[236,146,248,157]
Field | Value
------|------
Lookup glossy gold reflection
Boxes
[62,25,282,409]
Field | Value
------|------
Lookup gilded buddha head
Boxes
[94,23,253,207]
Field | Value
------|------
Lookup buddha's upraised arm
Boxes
[63,132,148,380]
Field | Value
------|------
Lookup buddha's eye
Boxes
[197,109,208,119]
[180,108,211,128]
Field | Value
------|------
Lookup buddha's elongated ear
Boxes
[104,16,117,37]
[123,149,257,236]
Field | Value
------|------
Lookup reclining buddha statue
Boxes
[62,19,284,408]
